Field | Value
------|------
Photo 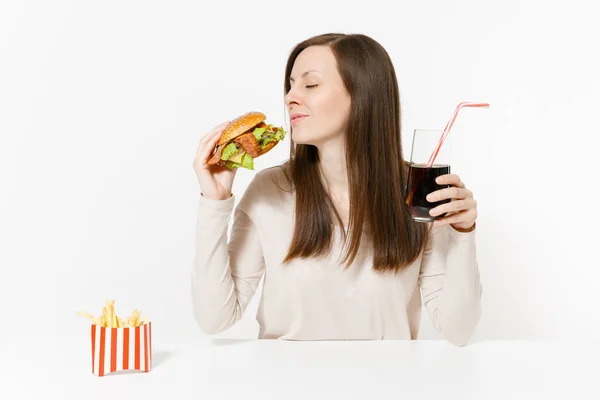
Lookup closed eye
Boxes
[306,85,318,89]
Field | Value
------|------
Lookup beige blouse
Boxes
[191,166,482,345]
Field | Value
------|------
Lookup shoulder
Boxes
[237,163,294,216]
[255,163,293,193]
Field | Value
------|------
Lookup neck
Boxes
[316,135,348,196]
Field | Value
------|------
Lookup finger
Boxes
[196,122,230,161]
[207,128,228,153]
[436,174,465,188]
[429,198,477,217]
[426,187,472,202]
[199,121,230,145]
[197,138,230,169]
[199,123,229,149]
[196,138,220,166]
[432,208,477,226]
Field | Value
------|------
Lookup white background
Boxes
[1,0,598,348]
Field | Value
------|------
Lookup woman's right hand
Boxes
[193,121,237,201]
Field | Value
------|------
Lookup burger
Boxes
[207,111,286,170]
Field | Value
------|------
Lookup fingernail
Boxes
[435,177,442,183]
[426,194,433,201]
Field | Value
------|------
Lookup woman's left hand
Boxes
[427,174,477,231]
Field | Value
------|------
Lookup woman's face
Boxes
[285,46,352,146]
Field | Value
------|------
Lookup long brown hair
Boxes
[280,33,429,274]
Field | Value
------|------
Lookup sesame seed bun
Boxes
[217,111,266,146]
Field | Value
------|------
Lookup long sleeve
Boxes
[191,175,266,335]
[418,224,483,346]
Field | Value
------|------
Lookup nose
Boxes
[284,86,301,108]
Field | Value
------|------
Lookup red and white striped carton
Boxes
[90,322,152,376]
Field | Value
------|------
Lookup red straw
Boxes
[426,102,490,167]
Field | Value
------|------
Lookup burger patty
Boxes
[234,132,260,158]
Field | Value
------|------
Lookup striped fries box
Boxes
[90,322,152,376]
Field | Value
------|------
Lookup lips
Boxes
[290,114,308,125]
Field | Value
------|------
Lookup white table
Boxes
[1,336,596,400]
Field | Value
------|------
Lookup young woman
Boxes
[192,33,482,346]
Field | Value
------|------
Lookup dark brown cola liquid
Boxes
[405,164,451,222]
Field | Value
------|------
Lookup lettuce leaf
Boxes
[222,153,254,170]
[241,153,254,170]
[259,127,286,149]
[220,143,239,161]
[252,127,266,141]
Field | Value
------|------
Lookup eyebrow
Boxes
[289,70,321,82]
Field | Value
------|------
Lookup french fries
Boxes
[77,300,148,328]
